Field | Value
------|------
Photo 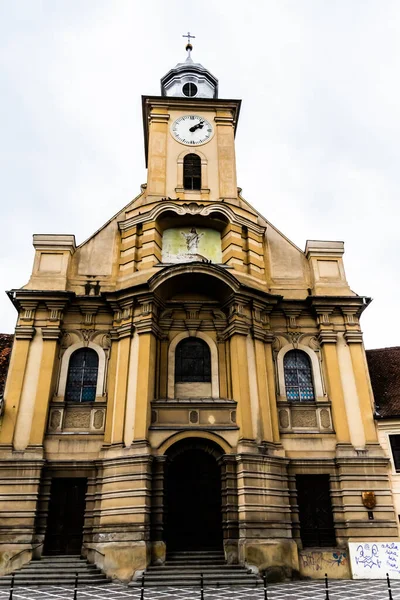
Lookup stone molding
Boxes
[14,326,36,340]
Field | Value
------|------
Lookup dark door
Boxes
[165,449,223,551]
[44,478,87,555]
[296,474,336,547]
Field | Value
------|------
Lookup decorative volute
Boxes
[161,34,218,99]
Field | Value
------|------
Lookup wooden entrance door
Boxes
[296,474,336,547]
[44,478,87,555]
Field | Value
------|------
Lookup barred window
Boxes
[284,350,315,402]
[65,348,98,402]
[175,338,211,383]
[183,154,201,190]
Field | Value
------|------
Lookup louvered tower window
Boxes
[183,154,201,190]
[284,350,315,401]
[175,338,211,383]
[65,348,98,402]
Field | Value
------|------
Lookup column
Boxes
[28,330,59,447]
[264,341,281,443]
[336,332,366,449]
[254,337,274,443]
[346,332,378,443]
[0,328,33,445]
[133,331,157,441]
[318,331,351,444]
[229,332,253,442]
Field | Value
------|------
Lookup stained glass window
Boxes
[175,338,211,383]
[183,154,201,190]
[284,350,315,402]
[65,348,98,402]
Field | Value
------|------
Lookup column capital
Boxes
[42,327,62,341]
[14,326,36,340]
[344,330,364,344]
[318,330,338,345]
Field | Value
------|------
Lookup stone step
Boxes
[130,576,260,587]
[140,573,260,582]
[167,551,224,557]
[17,566,98,573]
[38,555,83,560]
[165,560,227,566]
[0,576,109,587]
[147,565,252,573]
[0,555,110,587]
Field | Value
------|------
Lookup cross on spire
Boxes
[182,31,195,59]
[182,31,196,44]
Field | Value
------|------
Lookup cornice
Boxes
[7,289,74,312]
[308,295,372,318]
[118,200,266,236]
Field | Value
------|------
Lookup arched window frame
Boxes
[277,343,324,401]
[183,154,202,190]
[175,337,211,383]
[176,150,209,194]
[57,342,106,400]
[168,332,219,399]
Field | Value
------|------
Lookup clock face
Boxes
[171,115,213,146]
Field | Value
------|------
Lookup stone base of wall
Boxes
[239,539,299,582]
[88,541,149,582]
[298,547,351,579]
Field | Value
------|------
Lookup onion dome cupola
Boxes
[161,33,218,99]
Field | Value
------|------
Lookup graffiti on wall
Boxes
[349,542,400,579]
[300,551,347,572]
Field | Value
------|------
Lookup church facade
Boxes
[0,44,397,581]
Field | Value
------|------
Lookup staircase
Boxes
[0,555,110,587]
[130,550,261,587]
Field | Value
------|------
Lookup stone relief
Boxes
[320,408,331,429]
[64,410,91,429]
[291,409,317,428]
[49,410,62,430]
[93,409,105,430]
[189,410,199,424]
[279,409,290,429]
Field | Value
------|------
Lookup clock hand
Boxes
[189,120,205,133]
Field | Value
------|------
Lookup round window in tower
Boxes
[182,82,198,97]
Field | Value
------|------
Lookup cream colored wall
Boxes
[166,109,220,200]
[377,423,400,526]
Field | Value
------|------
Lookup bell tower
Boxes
[143,36,241,203]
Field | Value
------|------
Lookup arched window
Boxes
[284,350,315,402]
[183,154,201,190]
[65,348,99,402]
[175,338,211,383]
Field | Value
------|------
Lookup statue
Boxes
[181,228,204,254]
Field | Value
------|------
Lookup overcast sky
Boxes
[0,0,399,349]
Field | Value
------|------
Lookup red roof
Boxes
[366,347,400,418]
[0,334,13,395]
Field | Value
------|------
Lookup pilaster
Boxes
[317,329,350,444]
[215,110,237,200]
[146,109,169,198]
